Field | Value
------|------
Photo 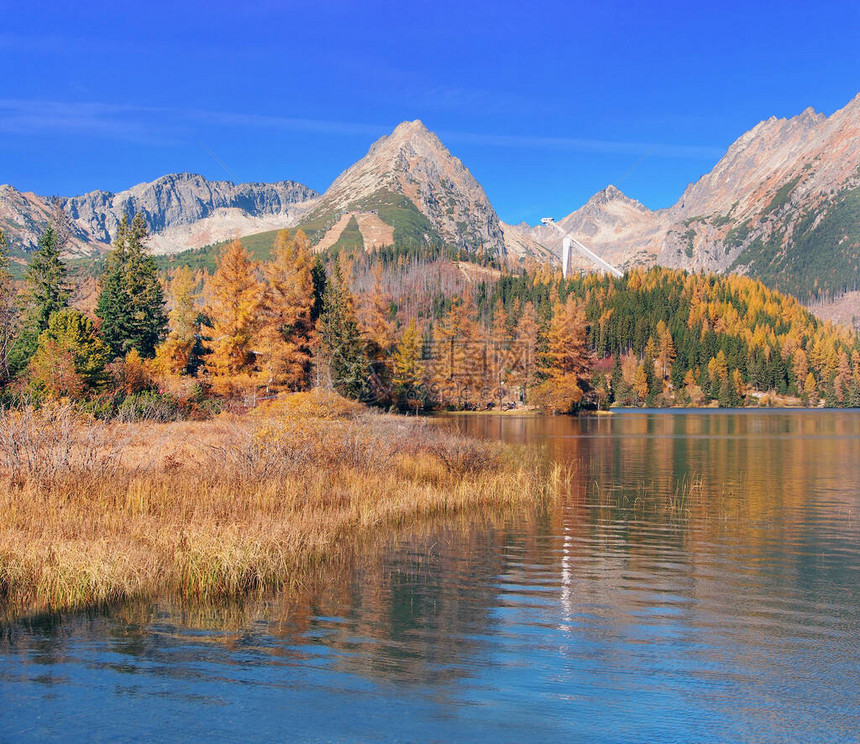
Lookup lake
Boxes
[2,410,859,742]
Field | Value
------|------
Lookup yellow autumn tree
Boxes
[391,318,423,410]
[204,239,263,382]
[258,230,315,391]
[655,320,676,380]
[359,265,396,359]
[532,295,593,413]
[792,348,809,394]
[804,371,818,404]
[707,350,730,391]
[487,299,513,405]
[153,266,200,376]
[430,294,484,409]
[513,301,539,402]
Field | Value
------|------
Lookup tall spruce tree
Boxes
[310,257,327,322]
[316,261,369,400]
[10,224,71,374]
[24,225,70,335]
[96,213,167,359]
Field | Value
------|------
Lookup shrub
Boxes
[108,349,154,395]
[254,388,364,420]
[0,403,119,488]
[114,391,183,423]
[425,431,499,476]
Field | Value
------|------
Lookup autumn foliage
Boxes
[4,213,860,412]
[205,238,263,379]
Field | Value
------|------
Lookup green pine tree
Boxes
[25,225,70,334]
[316,262,369,400]
[310,257,327,322]
[96,213,167,359]
[10,224,71,375]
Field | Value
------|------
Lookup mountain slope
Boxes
[658,94,860,294]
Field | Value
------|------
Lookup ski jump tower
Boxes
[541,218,624,280]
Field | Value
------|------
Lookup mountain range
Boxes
[529,94,860,299]
[0,174,316,258]
[2,94,859,305]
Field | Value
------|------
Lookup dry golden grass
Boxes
[0,393,565,619]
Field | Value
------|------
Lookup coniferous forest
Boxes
[0,214,857,417]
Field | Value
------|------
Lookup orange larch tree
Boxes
[204,239,263,380]
[258,230,316,390]
[532,295,593,413]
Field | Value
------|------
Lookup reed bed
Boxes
[0,392,565,618]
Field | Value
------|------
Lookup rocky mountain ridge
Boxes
[529,185,666,273]
[0,174,317,257]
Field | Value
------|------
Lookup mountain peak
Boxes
[598,184,634,204]
[365,119,443,161]
[306,121,506,255]
[583,184,650,213]
[836,92,860,120]
[391,119,430,136]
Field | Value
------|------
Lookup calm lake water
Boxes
[3,410,860,742]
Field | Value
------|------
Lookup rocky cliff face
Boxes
[0,174,317,257]
[658,95,860,296]
[301,120,509,257]
[63,173,316,245]
[499,221,556,264]
[0,186,68,253]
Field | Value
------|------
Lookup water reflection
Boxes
[462,412,860,738]
[2,411,860,742]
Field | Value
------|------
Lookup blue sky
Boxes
[1,0,858,225]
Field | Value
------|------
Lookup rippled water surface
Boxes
[3,410,860,742]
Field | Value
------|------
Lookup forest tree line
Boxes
[0,213,858,416]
